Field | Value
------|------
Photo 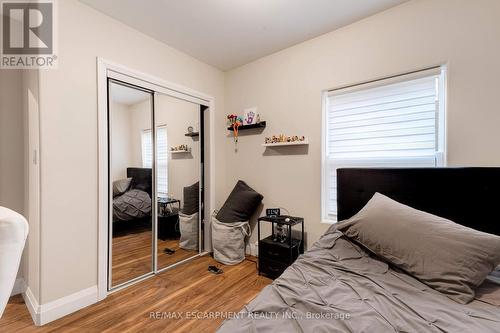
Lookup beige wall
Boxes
[37,0,225,304]
[23,70,41,301]
[0,69,26,281]
[224,0,500,248]
[127,95,200,203]
[110,101,135,181]
[157,95,200,201]
[0,69,25,215]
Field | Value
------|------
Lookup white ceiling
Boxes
[110,82,151,105]
[80,0,408,71]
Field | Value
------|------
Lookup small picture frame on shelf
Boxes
[243,107,258,125]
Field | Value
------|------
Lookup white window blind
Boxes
[322,68,446,222]
[141,129,153,168]
[141,126,168,197]
[156,126,168,198]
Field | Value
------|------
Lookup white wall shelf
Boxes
[170,149,191,153]
[262,139,309,147]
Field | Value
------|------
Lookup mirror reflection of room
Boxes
[109,82,154,287]
[155,94,201,271]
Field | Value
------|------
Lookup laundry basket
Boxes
[179,212,199,250]
[211,212,250,265]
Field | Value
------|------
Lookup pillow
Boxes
[182,181,199,215]
[338,192,500,304]
[216,180,263,223]
[112,178,132,197]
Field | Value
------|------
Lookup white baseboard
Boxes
[245,241,259,257]
[22,285,98,326]
[11,278,27,296]
[23,287,40,325]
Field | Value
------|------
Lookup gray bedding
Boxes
[113,189,151,222]
[218,225,500,332]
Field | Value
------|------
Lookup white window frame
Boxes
[141,126,168,197]
[321,66,447,223]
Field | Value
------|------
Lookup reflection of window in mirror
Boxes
[141,126,168,198]
[141,129,153,168]
[156,126,168,198]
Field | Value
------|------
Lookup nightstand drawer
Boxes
[259,257,288,279]
[259,237,301,265]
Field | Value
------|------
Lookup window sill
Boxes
[321,216,338,224]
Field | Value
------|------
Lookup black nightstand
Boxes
[257,215,304,279]
[158,198,181,240]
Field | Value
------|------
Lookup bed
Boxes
[113,167,152,223]
[217,168,500,332]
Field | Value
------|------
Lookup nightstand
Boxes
[257,215,304,279]
[157,198,181,240]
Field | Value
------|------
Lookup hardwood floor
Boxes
[157,239,198,270]
[111,225,197,286]
[0,255,271,333]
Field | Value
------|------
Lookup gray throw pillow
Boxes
[216,180,263,223]
[338,192,500,304]
[112,178,132,197]
[182,181,199,215]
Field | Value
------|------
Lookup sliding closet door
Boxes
[108,80,154,289]
[155,93,202,271]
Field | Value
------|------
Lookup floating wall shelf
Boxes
[262,139,309,147]
[184,132,199,137]
[170,149,191,154]
[227,121,266,131]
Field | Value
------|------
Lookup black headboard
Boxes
[337,168,500,236]
[127,167,152,196]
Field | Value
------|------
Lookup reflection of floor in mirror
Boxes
[111,224,197,286]
[157,238,198,270]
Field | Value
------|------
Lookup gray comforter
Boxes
[218,226,500,332]
[113,189,151,222]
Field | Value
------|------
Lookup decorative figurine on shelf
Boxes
[170,144,189,152]
[264,134,307,144]
[227,114,243,145]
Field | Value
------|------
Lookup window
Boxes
[322,67,446,223]
[141,126,168,197]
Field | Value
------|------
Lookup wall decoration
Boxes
[170,144,191,152]
[264,134,306,144]
[243,107,258,125]
[227,114,243,145]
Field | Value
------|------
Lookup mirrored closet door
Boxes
[107,75,206,291]
[155,93,202,271]
[108,80,154,289]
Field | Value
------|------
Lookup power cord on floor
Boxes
[245,256,258,269]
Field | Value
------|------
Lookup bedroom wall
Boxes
[128,97,201,202]
[37,0,225,305]
[0,69,25,215]
[157,96,201,201]
[128,100,150,168]
[110,101,134,181]
[224,0,500,249]
[0,69,26,283]
[22,69,41,302]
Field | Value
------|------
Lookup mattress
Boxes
[217,225,500,332]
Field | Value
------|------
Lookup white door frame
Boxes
[97,58,216,301]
